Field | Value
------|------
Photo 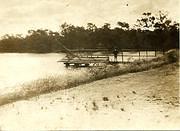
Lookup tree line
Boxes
[0,11,179,53]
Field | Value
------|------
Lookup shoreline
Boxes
[0,50,178,106]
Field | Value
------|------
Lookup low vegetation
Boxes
[0,49,178,106]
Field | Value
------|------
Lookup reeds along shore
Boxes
[0,49,179,106]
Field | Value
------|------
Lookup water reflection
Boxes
[0,53,66,88]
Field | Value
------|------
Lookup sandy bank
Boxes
[0,63,179,130]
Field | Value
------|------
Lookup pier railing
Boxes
[58,49,165,67]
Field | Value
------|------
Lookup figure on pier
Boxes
[113,48,119,62]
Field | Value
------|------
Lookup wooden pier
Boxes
[55,39,165,67]
[58,49,165,67]
[58,56,109,67]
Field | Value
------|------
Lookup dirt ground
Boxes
[0,63,179,130]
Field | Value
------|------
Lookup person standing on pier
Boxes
[113,48,118,62]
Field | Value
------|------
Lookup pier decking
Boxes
[58,49,164,67]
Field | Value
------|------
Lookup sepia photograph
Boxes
[0,0,179,130]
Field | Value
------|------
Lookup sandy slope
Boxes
[0,63,179,130]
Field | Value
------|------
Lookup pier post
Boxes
[163,49,165,55]
[139,50,140,60]
[146,50,148,58]
[65,63,69,68]
[122,51,124,63]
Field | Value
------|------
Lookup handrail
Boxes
[54,39,81,60]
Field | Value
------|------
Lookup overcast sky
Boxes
[0,0,179,37]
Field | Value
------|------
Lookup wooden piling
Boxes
[146,50,148,57]
[139,50,140,60]
[122,51,124,62]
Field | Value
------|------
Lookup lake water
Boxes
[0,53,66,88]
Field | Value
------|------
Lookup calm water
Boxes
[0,53,66,88]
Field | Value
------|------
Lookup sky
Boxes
[0,0,179,37]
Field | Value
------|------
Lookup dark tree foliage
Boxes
[0,11,179,53]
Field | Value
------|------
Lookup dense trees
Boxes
[135,11,179,49]
[0,11,179,53]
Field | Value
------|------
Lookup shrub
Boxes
[165,49,179,63]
